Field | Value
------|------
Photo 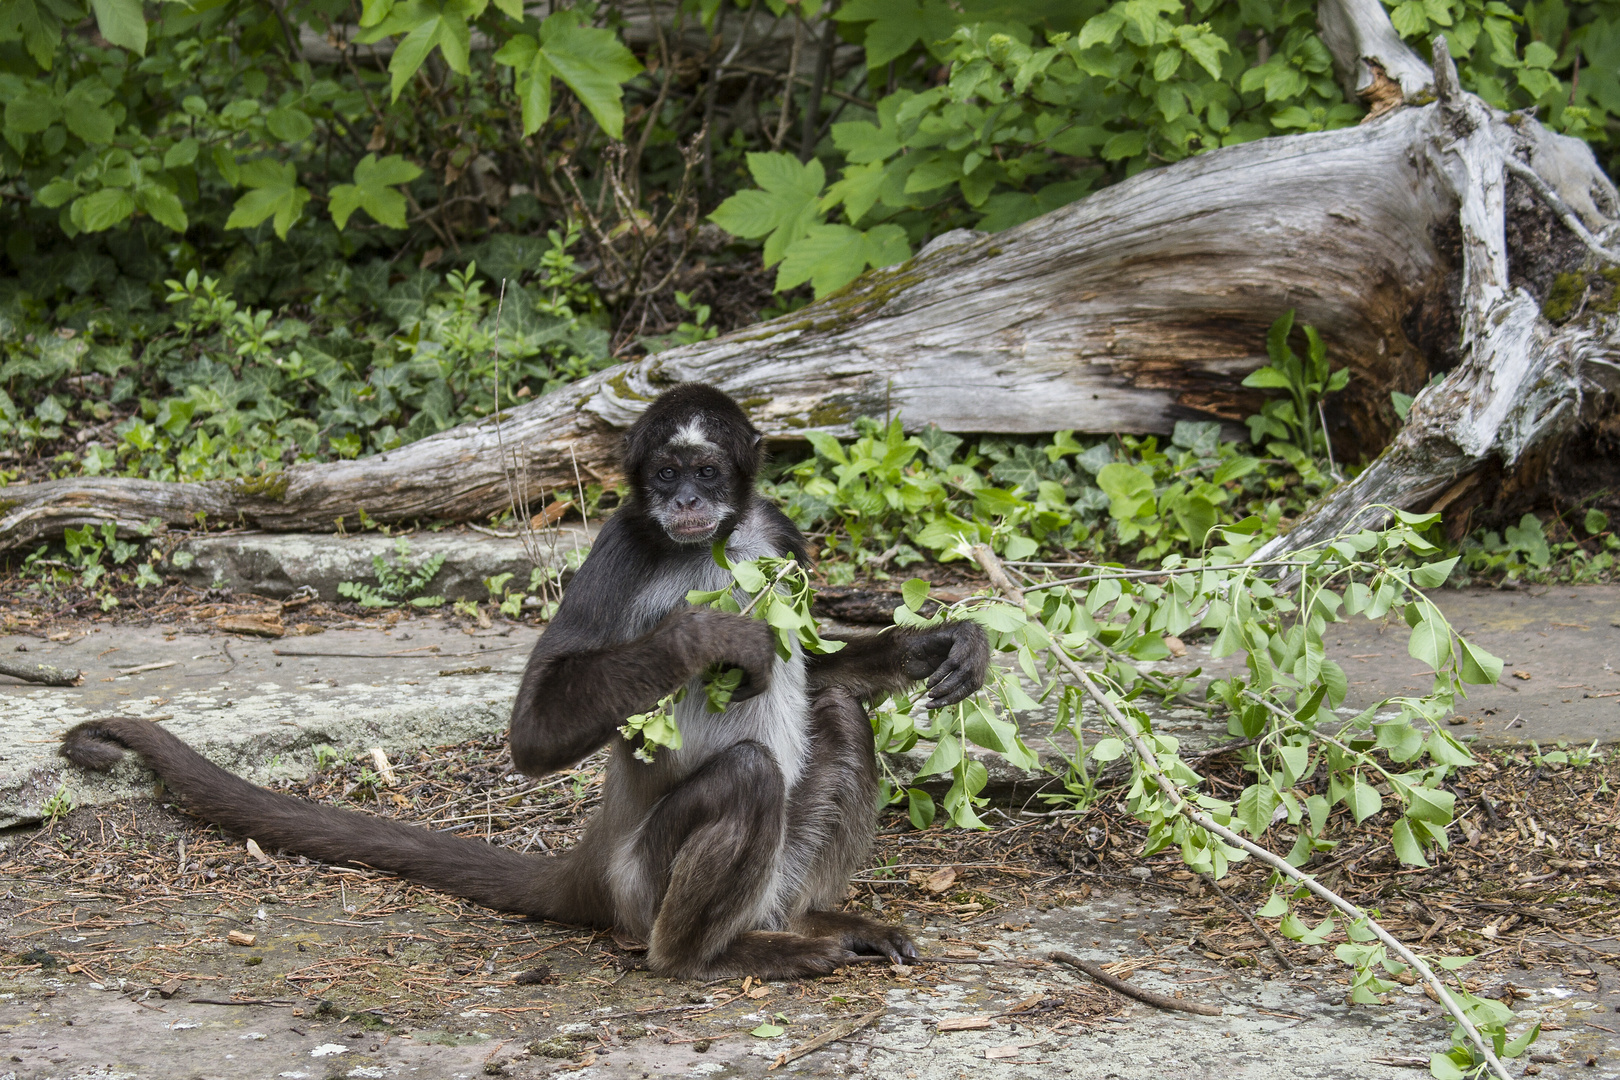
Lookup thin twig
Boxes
[1049,952,1221,1015]
[1199,872,1293,971]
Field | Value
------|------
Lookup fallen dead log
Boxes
[2,6,1615,553]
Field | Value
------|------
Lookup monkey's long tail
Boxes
[60,716,596,923]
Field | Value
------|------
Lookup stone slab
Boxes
[172,525,595,602]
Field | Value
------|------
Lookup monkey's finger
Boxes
[925,668,976,707]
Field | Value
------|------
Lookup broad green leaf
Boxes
[225,159,310,239]
[72,187,134,231]
[1585,508,1610,535]
[266,106,315,143]
[90,0,146,55]
[709,153,826,268]
[329,153,421,229]
[1458,637,1503,685]
[901,578,930,612]
[1407,615,1445,671]
[907,787,936,829]
[534,16,642,139]
[1410,556,1458,588]
[1349,780,1382,823]
[1256,893,1288,918]
[1428,1052,1466,1080]
[750,1023,784,1038]
[1406,786,1454,826]
[1090,737,1126,762]
[1390,818,1429,867]
[136,183,187,231]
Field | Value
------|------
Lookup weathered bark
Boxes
[2,15,1615,553]
[1255,38,1620,558]
[0,655,82,685]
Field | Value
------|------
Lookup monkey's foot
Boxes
[660,931,856,980]
[798,910,918,964]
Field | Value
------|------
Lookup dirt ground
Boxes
[6,588,1620,1078]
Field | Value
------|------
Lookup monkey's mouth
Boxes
[666,517,720,543]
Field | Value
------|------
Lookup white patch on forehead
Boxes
[669,418,714,450]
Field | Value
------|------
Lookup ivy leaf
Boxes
[89,0,144,54]
[709,152,826,268]
[225,159,310,239]
[329,153,421,229]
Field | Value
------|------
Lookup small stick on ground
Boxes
[768,1007,885,1070]
[0,655,82,685]
[1199,872,1293,971]
[1049,951,1222,1016]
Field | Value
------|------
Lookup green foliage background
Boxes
[0,0,1615,487]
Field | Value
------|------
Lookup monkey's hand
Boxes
[673,607,778,703]
[900,621,990,709]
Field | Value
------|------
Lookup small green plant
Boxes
[1527,740,1604,769]
[1242,309,1350,477]
[641,291,718,354]
[312,745,344,772]
[337,538,446,608]
[41,784,75,824]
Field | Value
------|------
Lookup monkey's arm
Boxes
[510,606,776,775]
[806,622,988,708]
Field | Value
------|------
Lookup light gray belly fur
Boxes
[607,503,812,933]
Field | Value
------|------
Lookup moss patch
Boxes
[1543,267,1620,322]
[231,472,290,502]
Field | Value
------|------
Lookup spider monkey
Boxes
[60,383,990,979]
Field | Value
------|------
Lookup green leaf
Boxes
[901,578,930,613]
[266,106,314,143]
[709,153,826,268]
[61,83,116,144]
[1256,893,1288,918]
[1349,780,1382,823]
[1428,1052,1466,1080]
[1585,508,1610,536]
[907,787,936,829]
[329,153,421,229]
[750,1023,784,1038]
[1406,787,1454,826]
[136,183,187,232]
[1170,493,1216,547]
[836,0,958,67]
[1407,615,1445,671]
[534,14,642,139]
[1089,737,1126,763]
[1458,638,1503,685]
[1391,818,1429,867]
[1410,556,1458,589]
[225,160,310,239]
[72,187,134,231]
[90,0,146,55]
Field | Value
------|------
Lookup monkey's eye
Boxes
[696,465,717,479]
[657,467,677,482]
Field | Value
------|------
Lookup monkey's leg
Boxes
[59,716,606,925]
[630,740,852,980]
[785,687,918,964]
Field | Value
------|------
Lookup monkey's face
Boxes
[644,436,738,545]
